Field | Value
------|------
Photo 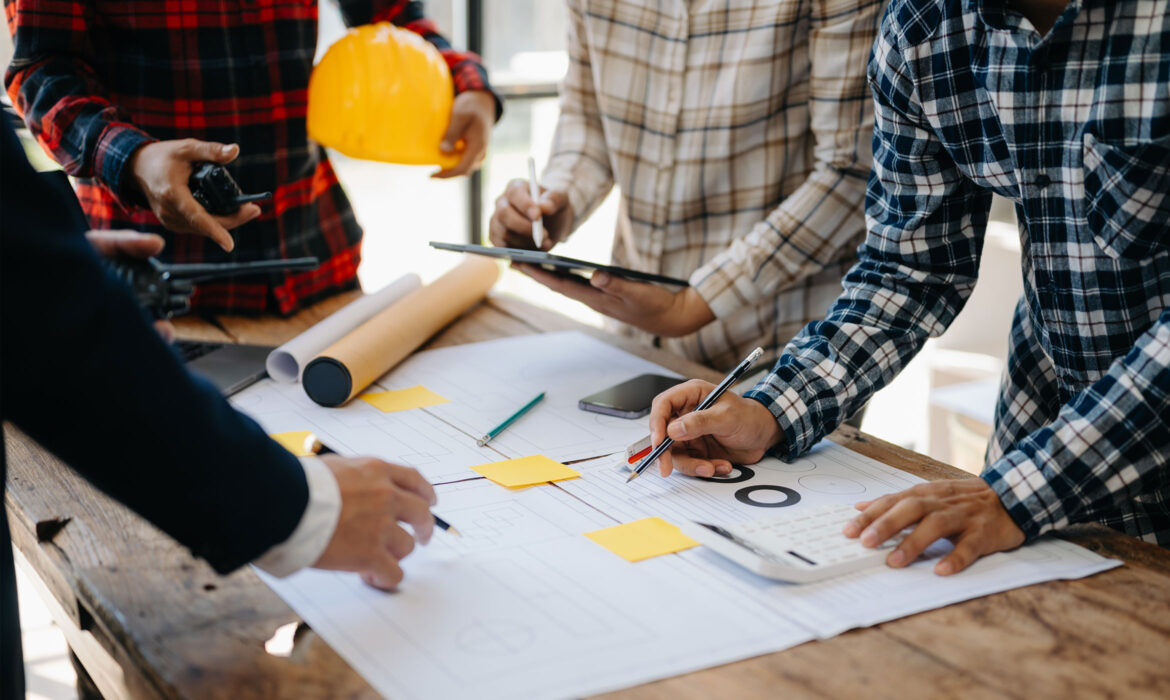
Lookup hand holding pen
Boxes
[631,347,782,482]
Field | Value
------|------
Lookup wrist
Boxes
[95,124,155,208]
[746,398,784,453]
[668,288,716,336]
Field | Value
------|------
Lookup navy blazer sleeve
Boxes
[0,120,309,574]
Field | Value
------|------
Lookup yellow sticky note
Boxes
[270,430,314,457]
[470,455,580,488]
[584,517,699,562]
[359,385,450,413]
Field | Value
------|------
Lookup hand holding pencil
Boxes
[636,348,783,481]
[305,435,460,536]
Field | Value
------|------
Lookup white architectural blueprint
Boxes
[246,334,1120,699]
[258,480,812,700]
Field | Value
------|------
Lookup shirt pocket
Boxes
[1082,132,1170,261]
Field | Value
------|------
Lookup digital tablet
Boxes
[429,242,690,287]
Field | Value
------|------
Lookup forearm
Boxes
[5,2,153,196]
[984,308,1170,539]
[690,0,883,318]
[1,127,307,574]
[540,0,614,231]
[745,17,992,459]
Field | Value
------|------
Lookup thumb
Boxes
[440,112,470,153]
[591,271,644,301]
[539,190,569,215]
[183,140,239,164]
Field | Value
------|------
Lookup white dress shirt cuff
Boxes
[252,456,342,578]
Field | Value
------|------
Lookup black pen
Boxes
[303,434,461,536]
[626,346,765,484]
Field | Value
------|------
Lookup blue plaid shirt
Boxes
[746,0,1170,545]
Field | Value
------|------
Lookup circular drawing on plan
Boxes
[768,458,816,473]
[735,485,801,508]
[695,465,756,484]
[456,620,535,656]
[797,474,867,495]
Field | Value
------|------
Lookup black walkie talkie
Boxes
[189,163,272,215]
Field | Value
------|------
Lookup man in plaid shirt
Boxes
[490,0,885,371]
[5,1,499,314]
[647,0,1169,573]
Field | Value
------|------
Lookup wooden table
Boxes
[6,295,1170,699]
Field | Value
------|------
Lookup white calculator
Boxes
[680,503,903,584]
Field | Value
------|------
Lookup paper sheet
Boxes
[359,386,449,413]
[470,455,580,488]
[266,273,421,382]
[258,480,813,700]
[374,332,682,463]
[584,517,699,562]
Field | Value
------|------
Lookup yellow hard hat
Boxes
[308,23,461,168]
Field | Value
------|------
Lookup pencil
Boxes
[302,434,461,536]
[477,391,546,447]
[528,156,544,249]
[626,347,765,484]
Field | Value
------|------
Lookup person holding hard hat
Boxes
[5,1,500,315]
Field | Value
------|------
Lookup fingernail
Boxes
[842,521,859,537]
[529,207,540,219]
[888,550,907,567]
[440,141,453,152]
[697,465,713,477]
[592,272,611,287]
[221,144,233,155]
[936,561,954,575]
[860,528,878,547]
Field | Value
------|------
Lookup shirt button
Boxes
[1035,173,1052,188]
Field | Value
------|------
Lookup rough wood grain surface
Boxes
[7,293,1169,700]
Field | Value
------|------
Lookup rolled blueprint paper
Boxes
[265,273,423,382]
[302,256,499,407]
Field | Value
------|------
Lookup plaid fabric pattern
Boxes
[746,0,1170,544]
[4,0,494,314]
[541,0,884,370]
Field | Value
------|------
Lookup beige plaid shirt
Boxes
[542,0,884,370]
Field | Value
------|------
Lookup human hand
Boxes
[312,455,438,590]
[842,479,1026,575]
[489,179,573,251]
[86,230,175,343]
[432,90,497,178]
[647,379,783,478]
[515,266,715,337]
[128,139,261,252]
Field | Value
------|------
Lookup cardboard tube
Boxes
[266,273,422,382]
[302,256,499,406]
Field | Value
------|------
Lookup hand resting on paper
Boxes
[313,455,438,590]
[86,230,175,343]
[646,379,782,478]
[843,481,1026,576]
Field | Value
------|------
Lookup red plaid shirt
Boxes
[5,1,496,314]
